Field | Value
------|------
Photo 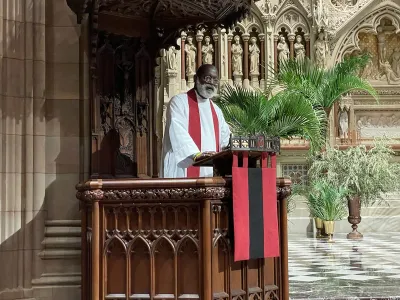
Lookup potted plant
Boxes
[276,54,378,117]
[217,55,378,154]
[307,180,348,242]
[308,139,400,239]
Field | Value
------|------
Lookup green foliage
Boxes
[215,85,326,152]
[275,55,378,111]
[308,139,400,207]
[306,180,348,221]
[216,55,378,153]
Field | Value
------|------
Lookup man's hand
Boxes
[193,151,217,162]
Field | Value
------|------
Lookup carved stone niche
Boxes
[331,0,358,8]
[356,112,400,139]
[92,32,154,179]
[347,19,400,85]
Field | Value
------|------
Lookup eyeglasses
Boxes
[203,75,219,84]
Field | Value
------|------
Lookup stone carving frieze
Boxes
[334,6,400,61]
[275,9,310,33]
[357,113,400,138]
[321,0,374,34]
[354,99,400,105]
[256,0,311,27]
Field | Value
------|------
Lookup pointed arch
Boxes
[103,235,127,256]
[151,235,176,255]
[333,3,400,61]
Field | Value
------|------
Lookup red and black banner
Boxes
[232,152,279,261]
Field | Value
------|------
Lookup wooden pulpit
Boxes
[76,136,290,300]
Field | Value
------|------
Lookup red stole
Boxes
[187,88,220,178]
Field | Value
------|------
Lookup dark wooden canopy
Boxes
[67,0,256,48]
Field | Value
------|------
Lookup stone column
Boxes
[219,29,229,86]
[0,0,47,298]
[196,30,204,68]
[212,30,219,73]
[274,35,279,71]
[154,55,164,174]
[31,0,86,298]
[242,33,250,88]
[259,33,266,90]
[305,34,311,58]
[1,0,84,300]
[227,32,233,85]
[288,34,295,59]
[180,32,187,91]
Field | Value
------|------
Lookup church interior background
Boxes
[1,0,400,299]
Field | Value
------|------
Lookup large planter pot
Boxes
[314,217,324,238]
[347,196,363,239]
[323,221,335,243]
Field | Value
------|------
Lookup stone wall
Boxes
[0,0,89,299]
[1,0,400,299]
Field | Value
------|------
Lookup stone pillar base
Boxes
[187,75,195,89]
[181,79,187,92]
[260,79,266,90]
[165,70,178,98]
[233,74,243,86]
[30,220,81,300]
[0,287,34,300]
[250,74,260,89]
[32,286,80,300]
[243,78,250,88]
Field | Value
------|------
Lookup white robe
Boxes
[160,91,231,178]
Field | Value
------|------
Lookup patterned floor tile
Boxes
[289,233,400,299]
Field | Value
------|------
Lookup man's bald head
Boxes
[196,64,218,78]
[194,64,219,99]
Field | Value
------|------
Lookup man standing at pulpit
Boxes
[160,64,231,178]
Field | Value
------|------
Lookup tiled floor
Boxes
[289,233,400,299]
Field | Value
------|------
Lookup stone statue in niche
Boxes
[185,36,197,76]
[249,37,260,75]
[294,35,305,62]
[202,36,214,65]
[390,47,400,77]
[379,60,400,84]
[338,110,349,139]
[359,35,379,80]
[232,35,243,75]
[165,46,178,71]
[314,31,329,69]
[377,26,388,62]
[277,35,289,64]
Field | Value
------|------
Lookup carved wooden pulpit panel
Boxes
[91,32,155,179]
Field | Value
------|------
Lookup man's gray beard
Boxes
[195,78,217,99]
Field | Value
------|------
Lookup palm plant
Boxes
[307,180,348,221]
[216,84,326,152]
[275,54,378,115]
[216,55,378,153]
